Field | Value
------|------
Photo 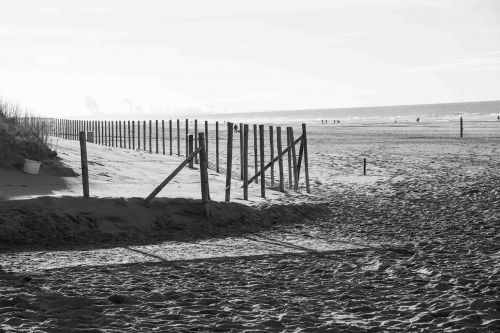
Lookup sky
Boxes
[0,0,499,117]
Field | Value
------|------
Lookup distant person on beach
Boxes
[416,117,420,122]
[497,115,499,120]
[321,120,324,124]
[233,124,238,132]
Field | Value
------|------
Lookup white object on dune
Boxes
[22,159,41,175]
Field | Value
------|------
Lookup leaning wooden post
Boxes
[176,119,180,156]
[259,124,266,198]
[243,124,249,200]
[188,135,194,168]
[240,122,244,179]
[194,119,199,164]
[198,132,210,217]
[269,125,275,187]
[185,119,189,157]
[225,122,233,202]
[137,121,140,150]
[276,127,285,192]
[79,131,90,199]
[286,127,292,189]
[363,158,367,175]
[156,120,159,154]
[253,124,258,184]
[289,127,299,191]
[216,121,219,173]
[169,119,172,155]
[460,117,463,138]
[162,120,165,154]
[302,123,310,193]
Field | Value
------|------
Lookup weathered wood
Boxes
[240,122,243,179]
[216,121,220,173]
[204,120,209,163]
[156,120,159,154]
[137,121,141,150]
[363,157,366,175]
[189,135,194,168]
[198,133,210,217]
[143,120,146,151]
[277,127,284,192]
[302,123,310,194]
[286,128,292,189]
[144,146,202,204]
[243,124,249,200]
[119,121,122,148]
[259,124,265,198]
[169,119,173,155]
[289,127,299,191]
[194,119,198,164]
[79,131,90,199]
[149,120,152,153]
[253,124,258,184]
[225,122,233,202]
[269,126,274,187]
[460,117,463,138]
[243,134,302,187]
[177,119,180,156]
[162,120,165,154]
[297,137,304,176]
[185,119,189,157]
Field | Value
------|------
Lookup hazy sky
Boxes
[1,0,499,117]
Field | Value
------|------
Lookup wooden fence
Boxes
[38,117,311,201]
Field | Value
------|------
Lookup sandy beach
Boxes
[1,120,499,332]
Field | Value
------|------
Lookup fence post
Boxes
[177,119,180,156]
[137,121,140,150]
[198,132,210,218]
[112,121,115,147]
[243,124,249,200]
[156,120,159,154]
[205,121,209,163]
[259,124,265,198]
[143,120,146,151]
[269,125,274,187]
[185,119,189,157]
[216,121,219,173]
[162,120,165,154]
[79,131,90,199]
[194,119,198,163]
[149,120,152,153]
[189,135,194,168]
[276,126,285,192]
[289,127,299,191]
[302,123,310,193]
[363,158,366,175]
[460,117,463,138]
[130,120,134,149]
[240,122,244,180]
[119,121,122,148]
[225,122,233,202]
[286,127,292,189]
[253,124,258,184]
[169,119,172,155]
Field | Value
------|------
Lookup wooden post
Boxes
[460,117,463,138]
[104,121,107,146]
[269,126,274,187]
[240,122,244,180]
[119,121,122,148]
[137,121,140,150]
[363,158,367,175]
[253,124,258,184]
[111,120,115,147]
[194,119,198,163]
[130,120,134,149]
[259,124,265,198]
[302,123,310,193]
[216,121,219,173]
[177,119,180,156]
[169,119,172,155]
[149,120,152,153]
[79,131,90,199]
[243,124,249,200]
[198,133,210,217]
[297,137,304,176]
[286,127,292,189]
[162,120,165,154]
[143,120,146,151]
[185,119,189,157]
[289,127,299,191]
[156,120,159,154]
[225,122,233,202]
[205,120,209,163]
[108,121,111,146]
[188,135,194,168]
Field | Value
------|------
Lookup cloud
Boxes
[403,52,500,72]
